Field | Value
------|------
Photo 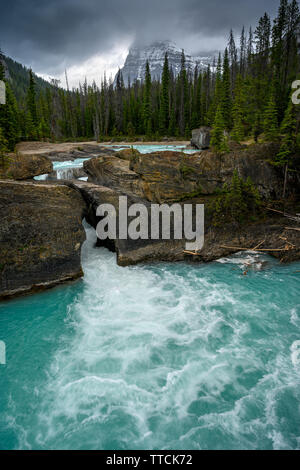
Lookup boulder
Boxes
[83,155,145,198]
[0,153,53,180]
[130,151,212,202]
[191,127,211,149]
[197,143,290,199]
[46,152,76,162]
[67,180,186,266]
[114,148,141,161]
[0,180,86,299]
[66,180,300,267]
[82,146,290,204]
[129,144,295,201]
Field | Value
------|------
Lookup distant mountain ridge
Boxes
[0,54,52,102]
[116,40,217,84]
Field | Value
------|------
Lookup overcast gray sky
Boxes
[0,0,279,87]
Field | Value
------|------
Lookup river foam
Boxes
[0,224,299,450]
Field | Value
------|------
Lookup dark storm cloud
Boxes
[0,0,279,74]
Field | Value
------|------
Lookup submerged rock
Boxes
[0,180,86,299]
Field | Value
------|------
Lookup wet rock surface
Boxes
[191,127,211,149]
[1,141,299,299]
[67,180,300,267]
[0,153,53,180]
[83,155,145,198]
[0,180,86,299]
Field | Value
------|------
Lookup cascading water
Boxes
[34,145,199,181]
[0,222,299,450]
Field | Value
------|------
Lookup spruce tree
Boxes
[143,61,152,135]
[179,50,189,135]
[231,74,246,142]
[247,27,254,69]
[211,105,229,153]
[27,69,38,127]
[271,0,289,120]
[239,26,247,77]
[0,80,20,150]
[0,56,5,81]
[228,29,238,88]
[208,53,222,125]
[276,99,297,166]
[231,112,244,143]
[0,126,9,169]
[221,49,232,130]
[159,53,170,134]
[263,87,279,141]
[253,112,262,143]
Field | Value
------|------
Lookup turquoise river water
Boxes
[1,144,300,450]
[0,224,300,450]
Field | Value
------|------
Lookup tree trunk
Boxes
[282,163,288,214]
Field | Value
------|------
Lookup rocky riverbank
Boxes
[0,180,86,300]
[0,140,299,299]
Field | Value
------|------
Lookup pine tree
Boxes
[178,50,189,134]
[228,29,238,88]
[221,48,232,130]
[0,126,9,169]
[27,69,38,129]
[263,87,279,141]
[272,0,289,120]
[239,26,247,77]
[115,69,124,133]
[255,13,271,67]
[276,99,297,166]
[38,118,50,140]
[168,106,176,136]
[159,53,170,134]
[1,2,298,145]
[253,112,262,143]
[211,105,229,153]
[208,53,222,125]
[247,27,254,69]
[211,172,261,226]
[231,74,246,142]
[284,0,300,86]
[229,170,247,222]
[0,80,20,150]
[0,55,5,81]
[143,61,152,134]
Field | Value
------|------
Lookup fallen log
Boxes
[183,250,201,256]
[284,227,300,232]
[279,236,296,247]
[219,245,292,252]
[266,207,300,222]
[252,239,266,250]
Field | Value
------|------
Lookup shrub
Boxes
[210,170,261,226]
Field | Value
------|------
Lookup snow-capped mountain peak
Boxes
[116,40,217,85]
